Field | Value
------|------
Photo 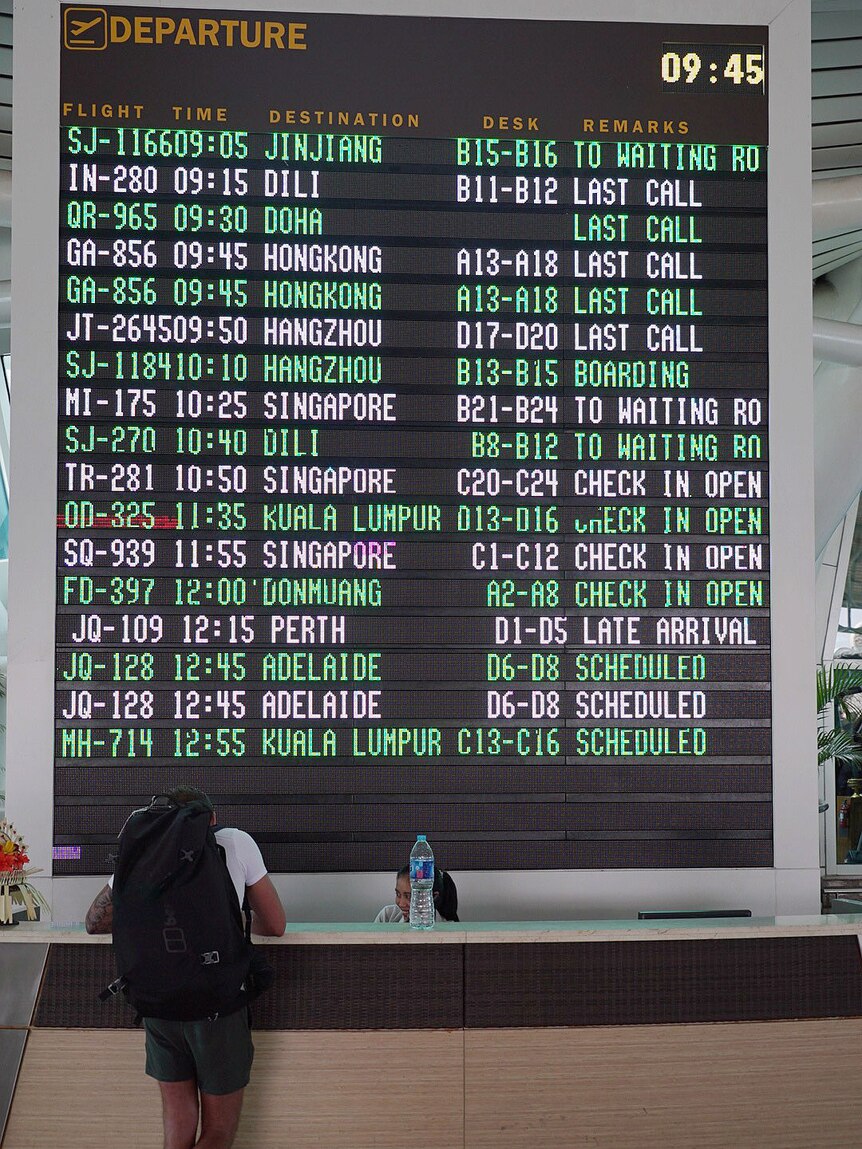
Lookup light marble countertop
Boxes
[2,915,861,944]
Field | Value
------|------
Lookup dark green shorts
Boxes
[144,1009,254,1095]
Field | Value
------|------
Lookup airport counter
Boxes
[2,916,862,1147]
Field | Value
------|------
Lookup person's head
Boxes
[166,785,215,823]
[392,863,459,922]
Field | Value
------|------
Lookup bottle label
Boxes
[410,858,434,883]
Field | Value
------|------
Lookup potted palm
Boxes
[818,662,862,864]
[817,662,862,770]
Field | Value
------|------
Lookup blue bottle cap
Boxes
[417,834,426,840]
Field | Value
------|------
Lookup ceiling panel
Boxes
[813,146,862,174]
[813,120,862,146]
[812,93,862,124]
[813,10,862,40]
[812,37,862,69]
[813,65,862,98]
[814,228,862,250]
[813,6,862,274]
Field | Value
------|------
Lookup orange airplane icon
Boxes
[69,16,102,38]
[64,8,107,49]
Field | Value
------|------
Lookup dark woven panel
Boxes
[250,945,463,1030]
[464,936,862,1028]
[55,763,772,797]
[54,837,774,875]
[52,801,772,837]
[33,944,136,1029]
[249,840,774,872]
[34,944,463,1031]
[35,937,862,1032]
[218,801,772,833]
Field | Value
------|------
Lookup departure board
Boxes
[54,5,771,873]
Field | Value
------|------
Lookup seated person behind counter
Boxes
[374,864,459,923]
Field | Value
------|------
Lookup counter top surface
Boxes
[2,915,861,944]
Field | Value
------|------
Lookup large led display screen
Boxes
[54,5,770,872]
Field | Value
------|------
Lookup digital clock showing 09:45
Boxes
[661,44,766,94]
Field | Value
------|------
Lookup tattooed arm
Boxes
[85,884,114,934]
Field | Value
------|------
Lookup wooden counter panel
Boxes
[3,1031,160,1149]
[4,1029,464,1149]
[465,1021,862,1148]
[9,1023,862,1148]
[240,1031,463,1149]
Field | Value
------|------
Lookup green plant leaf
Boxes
[819,728,862,767]
[817,661,862,766]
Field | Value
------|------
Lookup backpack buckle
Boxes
[98,976,127,1001]
[201,950,220,965]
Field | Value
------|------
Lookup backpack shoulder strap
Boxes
[213,830,253,942]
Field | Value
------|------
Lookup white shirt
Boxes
[214,827,268,905]
[373,904,442,923]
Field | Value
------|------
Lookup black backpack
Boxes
[102,795,267,1021]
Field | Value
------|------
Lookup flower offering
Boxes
[0,819,46,924]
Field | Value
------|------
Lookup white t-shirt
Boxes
[108,826,267,907]
[214,827,268,905]
[373,904,441,924]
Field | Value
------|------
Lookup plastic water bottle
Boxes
[409,834,435,930]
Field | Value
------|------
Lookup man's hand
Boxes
[246,874,285,936]
[85,883,114,934]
